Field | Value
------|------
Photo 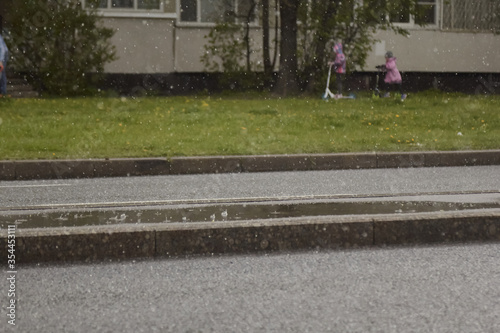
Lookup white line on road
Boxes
[0,184,73,188]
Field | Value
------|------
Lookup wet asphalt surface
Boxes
[5,242,500,332]
[1,166,499,331]
[1,165,499,230]
[1,165,499,209]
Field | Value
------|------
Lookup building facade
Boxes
[1,0,499,93]
[78,0,500,75]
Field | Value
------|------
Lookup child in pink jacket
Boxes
[382,51,406,101]
[328,42,346,97]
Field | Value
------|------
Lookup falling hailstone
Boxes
[109,214,127,222]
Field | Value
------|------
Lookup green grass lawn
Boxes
[0,92,498,160]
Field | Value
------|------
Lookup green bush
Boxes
[7,0,116,96]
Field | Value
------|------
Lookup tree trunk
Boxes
[262,0,271,76]
[274,0,299,96]
[244,1,257,72]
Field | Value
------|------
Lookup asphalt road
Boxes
[1,166,500,331]
[4,243,499,332]
[1,165,499,209]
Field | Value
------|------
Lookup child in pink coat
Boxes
[328,42,346,97]
[381,51,406,101]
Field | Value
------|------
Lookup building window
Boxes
[137,0,161,10]
[112,0,133,8]
[415,0,437,25]
[84,0,161,10]
[391,0,437,26]
[180,0,198,21]
[369,0,438,27]
[180,0,256,23]
[390,7,411,24]
[442,0,500,32]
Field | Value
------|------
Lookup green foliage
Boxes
[201,21,264,91]
[201,0,267,91]
[298,0,423,92]
[7,0,117,96]
[201,22,247,73]
[201,0,424,93]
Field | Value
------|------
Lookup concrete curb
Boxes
[1,210,499,264]
[1,150,499,180]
